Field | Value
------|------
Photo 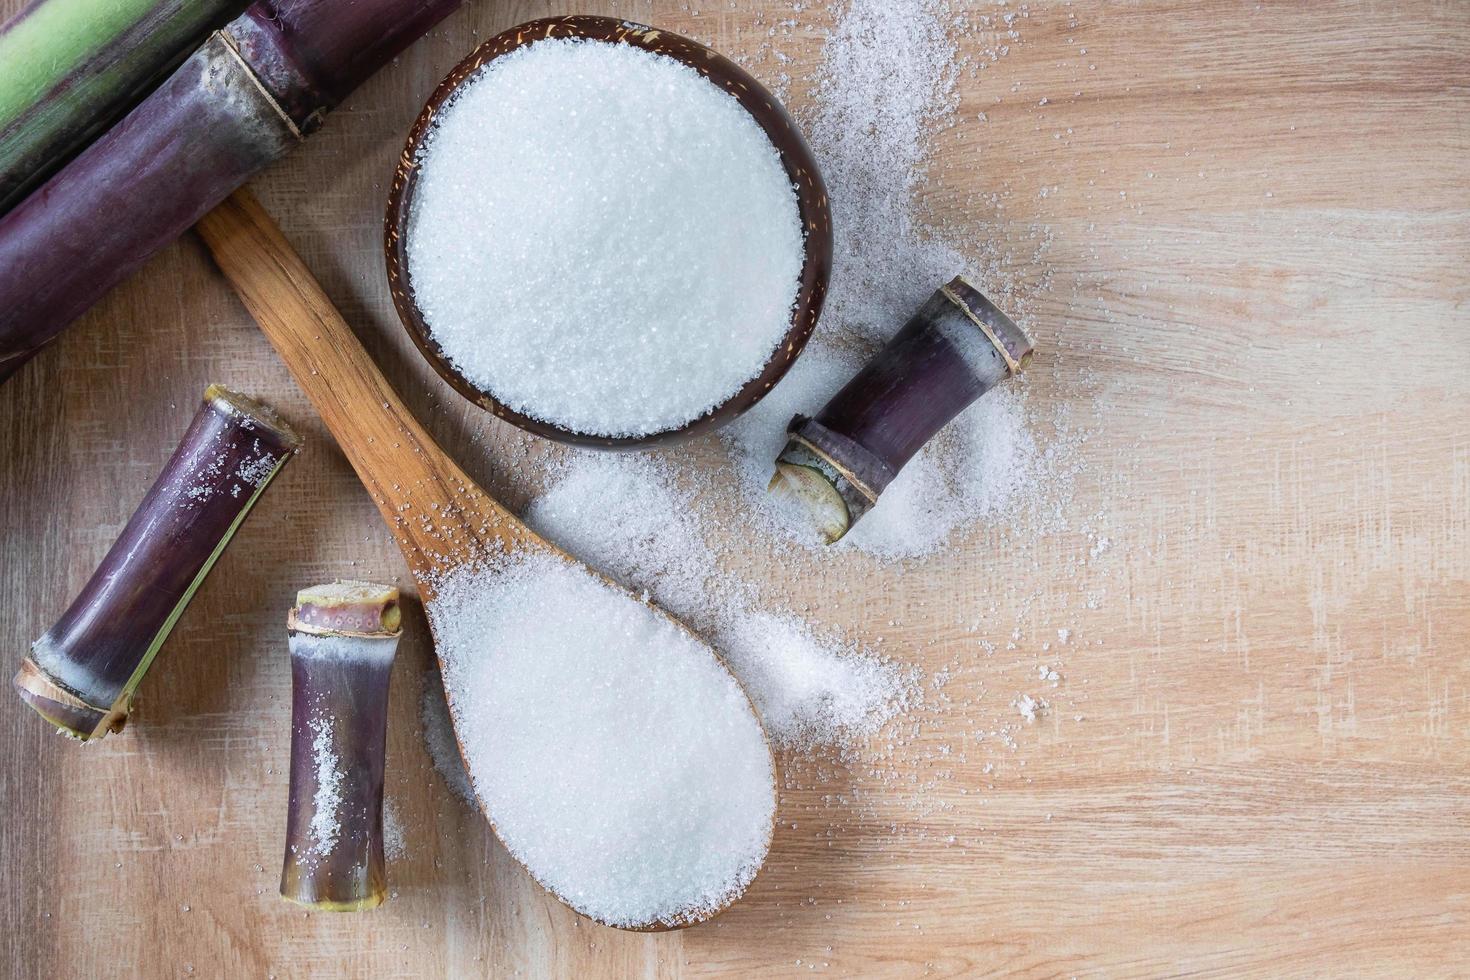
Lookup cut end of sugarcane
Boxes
[280,870,387,913]
[205,382,303,448]
[946,276,1035,375]
[769,461,851,545]
[289,581,402,637]
[12,656,127,741]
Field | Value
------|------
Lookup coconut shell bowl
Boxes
[384,15,833,450]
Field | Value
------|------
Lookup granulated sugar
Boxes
[1014,693,1045,724]
[803,0,969,342]
[716,612,914,751]
[523,451,716,621]
[382,798,407,861]
[429,550,775,928]
[414,3,1091,901]
[307,718,344,858]
[522,451,919,751]
[408,37,804,438]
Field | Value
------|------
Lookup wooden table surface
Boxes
[2,1,1466,977]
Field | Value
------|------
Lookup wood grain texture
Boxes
[1,1,1466,977]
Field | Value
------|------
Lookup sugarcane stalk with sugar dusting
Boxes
[770,277,1034,543]
[13,384,299,739]
[281,582,402,912]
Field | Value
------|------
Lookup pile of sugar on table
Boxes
[407,37,804,438]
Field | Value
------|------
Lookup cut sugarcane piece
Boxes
[12,384,300,739]
[771,277,1034,544]
[281,582,402,912]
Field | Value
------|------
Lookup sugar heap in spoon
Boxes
[431,550,776,929]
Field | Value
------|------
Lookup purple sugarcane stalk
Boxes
[0,0,462,384]
[281,582,402,912]
[770,277,1034,543]
[13,384,300,739]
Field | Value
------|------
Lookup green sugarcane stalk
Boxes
[0,0,242,213]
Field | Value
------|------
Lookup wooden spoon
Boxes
[195,188,775,930]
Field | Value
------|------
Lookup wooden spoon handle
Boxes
[196,189,534,587]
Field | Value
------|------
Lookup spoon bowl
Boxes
[384,15,833,449]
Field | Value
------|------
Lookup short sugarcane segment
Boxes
[280,582,402,912]
[770,277,1034,543]
[13,384,300,739]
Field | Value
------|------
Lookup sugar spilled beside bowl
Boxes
[385,15,832,449]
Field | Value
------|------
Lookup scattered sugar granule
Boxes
[1014,694,1046,724]
[525,452,920,752]
[523,452,716,621]
[234,452,278,490]
[717,611,915,751]
[431,551,775,929]
[382,798,407,862]
[307,718,344,857]
[408,37,804,438]
[801,0,968,342]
